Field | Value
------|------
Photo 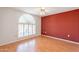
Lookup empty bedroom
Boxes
[0,7,79,52]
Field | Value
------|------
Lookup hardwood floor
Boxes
[0,35,79,52]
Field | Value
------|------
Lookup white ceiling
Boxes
[13,7,79,17]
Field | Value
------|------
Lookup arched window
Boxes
[18,14,36,37]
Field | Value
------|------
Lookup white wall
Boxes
[0,7,41,45]
[0,8,22,45]
[33,15,41,35]
[0,9,3,41]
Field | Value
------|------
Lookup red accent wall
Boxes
[41,9,79,42]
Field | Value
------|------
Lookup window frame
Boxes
[18,15,36,38]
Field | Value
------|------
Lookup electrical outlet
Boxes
[45,32,47,34]
[67,34,70,37]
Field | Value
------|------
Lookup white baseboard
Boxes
[0,35,78,46]
[0,35,39,46]
[0,39,20,46]
[43,35,79,45]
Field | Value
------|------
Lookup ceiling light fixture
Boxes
[40,7,46,16]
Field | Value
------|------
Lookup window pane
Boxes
[24,24,28,36]
[29,25,33,35]
[33,25,36,34]
[18,24,23,37]
[19,16,27,23]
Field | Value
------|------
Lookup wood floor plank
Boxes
[0,35,79,52]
